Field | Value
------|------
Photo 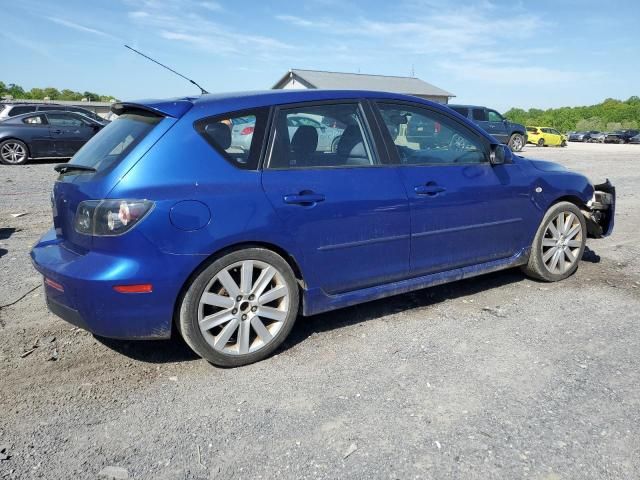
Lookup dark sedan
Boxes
[0,110,103,165]
[630,134,640,144]
[604,130,640,144]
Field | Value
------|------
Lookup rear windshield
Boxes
[70,111,161,172]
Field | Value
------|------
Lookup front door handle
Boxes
[414,185,446,196]
[51,129,62,135]
[283,192,325,205]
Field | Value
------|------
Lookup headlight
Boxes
[74,199,154,236]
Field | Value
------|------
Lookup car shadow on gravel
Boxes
[280,268,526,352]
[95,334,199,364]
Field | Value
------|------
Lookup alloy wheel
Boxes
[0,142,27,164]
[541,211,583,275]
[511,134,523,151]
[197,259,290,356]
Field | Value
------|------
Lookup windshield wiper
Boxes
[54,164,97,174]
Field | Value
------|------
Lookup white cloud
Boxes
[127,1,289,56]
[47,16,117,39]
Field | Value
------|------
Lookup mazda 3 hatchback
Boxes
[31,90,615,367]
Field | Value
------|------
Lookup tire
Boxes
[561,140,567,147]
[508,133,524,152]
[537,138,545,147]
[0,139,29,165]
[522,201,587,282]
[178,248,299,367]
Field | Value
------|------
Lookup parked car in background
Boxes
[0,102,108,124]
[604,130,640,144]
[30,90,615,367]
[448,105,527,152]
[0,110,104,165]
[527,127,567,147]
[589,132,607,143]
[569,131,599,142]
[629,133,640,144]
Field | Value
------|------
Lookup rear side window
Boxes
[472,108,487,121]
[195,108,269,170]
[69,111,162,172]
[23,114,47,125]
[8,106,37,116]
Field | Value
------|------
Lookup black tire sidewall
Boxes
[178,248,299,367]
[0,139,29,165]
[528,202,587,282]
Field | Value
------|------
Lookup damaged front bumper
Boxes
[583,179,616,238]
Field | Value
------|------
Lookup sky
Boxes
[1,0,638,112]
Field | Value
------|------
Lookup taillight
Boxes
[240,126,254,135]
[74,199,154,236]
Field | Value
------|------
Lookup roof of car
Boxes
[116,89,453,118]
[447,105,485,109]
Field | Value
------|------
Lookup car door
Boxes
[46,112,97,157]
[373,101,530,277]
[18,114,55,157]
[261,101,410,294]
[486,109,508,143]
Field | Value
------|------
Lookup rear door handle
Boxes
[283,192,325,205]
[414,185,446,196]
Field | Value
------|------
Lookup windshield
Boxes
[70,111,161,172]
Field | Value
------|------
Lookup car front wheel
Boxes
[522,201,586,282]
[178,248,299,367]
[508,133,524,152]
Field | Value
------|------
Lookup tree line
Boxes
[0,81,116,102]
[504,96,640,133]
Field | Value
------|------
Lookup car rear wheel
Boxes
[522,201,586,282]
[508,133,524,152]
[178,248,299,367]
[0,139,29,165]
[537,138,545,147]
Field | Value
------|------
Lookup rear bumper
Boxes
[30,228,204,339]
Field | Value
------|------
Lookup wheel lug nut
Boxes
[248,294,255,300]
[242,314,247,320]
[251,306,257,312]
[236,295,242,302]
[232,309,238,315]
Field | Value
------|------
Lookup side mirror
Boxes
[489,144,512,165]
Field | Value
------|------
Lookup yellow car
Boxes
[526,126,567,147]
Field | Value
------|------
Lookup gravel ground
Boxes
[1,142,639,479]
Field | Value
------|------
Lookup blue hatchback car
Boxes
[30,90,615,366]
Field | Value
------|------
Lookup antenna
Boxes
[124,44,209,95]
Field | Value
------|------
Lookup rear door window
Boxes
[69,111,162,172]
[195,108,269,170]
[268,102,376,169]
[472,108,487,121]
[450,107,468,117]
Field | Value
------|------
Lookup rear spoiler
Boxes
[111,99,194,118]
